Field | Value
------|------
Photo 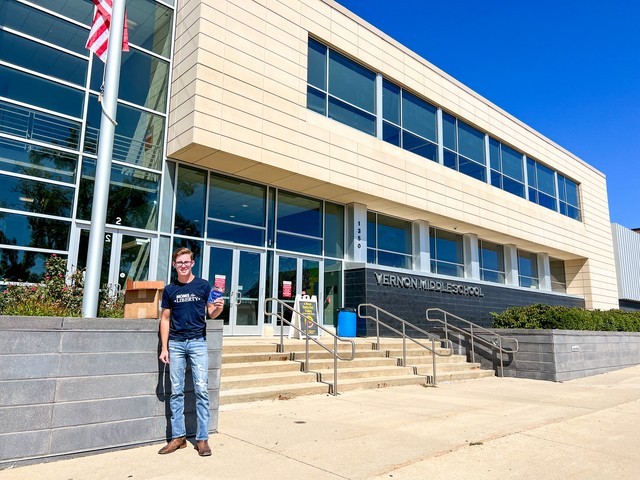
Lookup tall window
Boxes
[527,158,557,211]
[479,240,505,283]
[307,37,376,136]
[382,80,438,161]
[489,138,525,198]
[429,228,464,277]
[276,191,323,255]
[208,174,266,247]
[558,174,581,221]
[550,258,567,293]
[518,250,539,289]
[442,113,487,182]
[367,212,412,269]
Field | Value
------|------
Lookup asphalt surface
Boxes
[2,365,640,479]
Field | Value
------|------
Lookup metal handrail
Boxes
[426,308,519,377]
[357,303,454,385]
[265,298,356,396]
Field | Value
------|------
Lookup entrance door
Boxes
[75,228,153,296]
[273,254,322,335]
[207,245,265,336]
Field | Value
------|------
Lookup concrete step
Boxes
[218,337,494,405]
[221,370,319,390]
[222,360,302,376]
[219,382,330,405]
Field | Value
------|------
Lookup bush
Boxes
[0,255,124,318]
[491,304,640,332]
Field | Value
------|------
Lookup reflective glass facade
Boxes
[306,37,582,222]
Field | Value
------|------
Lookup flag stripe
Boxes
[86,0,129,63]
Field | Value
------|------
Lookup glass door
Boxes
[207,245,265,336]
[75,228,153,296]
[273,254,322,335]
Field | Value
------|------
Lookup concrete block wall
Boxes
[0,317,223,467]
[453,329,640,382]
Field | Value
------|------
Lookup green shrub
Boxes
[491,304,640,332]
[0,255,124,318]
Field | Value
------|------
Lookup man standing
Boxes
[158,247,224,456]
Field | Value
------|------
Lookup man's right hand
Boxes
[159,349,170,364]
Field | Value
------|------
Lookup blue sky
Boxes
[337,0,640,228]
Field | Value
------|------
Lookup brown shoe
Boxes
[158,436,187,454]
[196,440,212,456]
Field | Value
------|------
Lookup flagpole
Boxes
[82,0,127,318]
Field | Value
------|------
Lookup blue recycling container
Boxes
[337,308,357,337]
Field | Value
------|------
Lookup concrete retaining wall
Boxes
[0,317,223,467]
[447,329,640,382]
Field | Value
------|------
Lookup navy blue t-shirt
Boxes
[161,277,212,340]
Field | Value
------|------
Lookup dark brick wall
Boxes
[620,299,640,311]
[344,267,585,335]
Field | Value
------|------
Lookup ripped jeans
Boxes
[168,337,210,440]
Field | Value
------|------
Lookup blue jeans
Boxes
[168,337,210,440]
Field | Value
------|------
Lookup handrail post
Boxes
[402,322,407,366]
[333,335,338,396]
[375,308,380,351]
[499,337,504,377]
[278,301,284,353]
[470,324,475,363]
[304,315,309,373]
[431,337,437,385]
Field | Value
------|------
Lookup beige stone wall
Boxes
[167,0,618,309]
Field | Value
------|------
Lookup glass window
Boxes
[368,212,411,269]
[85,95,164,170]
[442,112,456,150]
[550,258,566,293]
[26,0,93,24]
[402,131,438,161]
[382,80,400,125]
[0,30,88,86]
[306,38,376,136]
[209,174,266,227]
[78,158,160,230]
[328,50,375,113]
[402,91,436,142]
[307,38,326,90]
[277,191,322,237]
[479,240,505,283]
[0,173,74,217]
[126,0,174,57]
[518,250,539,289]
[207,174,266,246]
[174,165,206,237]
[0,137,78,183]
[558,174,581,221]
[442,113,486,182]
[324,202,344,259]
[90,48,169,112]
[327,97,376,136]
[429,227,464,277]
[457,121,485,164]
[527,158,558,213]
[0,211,70,250]
[0,65,84,118]
[0,1,89,54]
[0,101,81,150]
[160,161,175,233]
[0,248,58,282]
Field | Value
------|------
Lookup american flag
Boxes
[85,0,129,63]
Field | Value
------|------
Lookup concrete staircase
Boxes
[219,337,494,405]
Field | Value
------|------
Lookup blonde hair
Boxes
[172,247,193,262]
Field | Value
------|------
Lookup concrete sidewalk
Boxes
[2,365,640,480]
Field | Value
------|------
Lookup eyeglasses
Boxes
[174,261,193,267]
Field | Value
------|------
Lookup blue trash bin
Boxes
[337,308,357,337]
